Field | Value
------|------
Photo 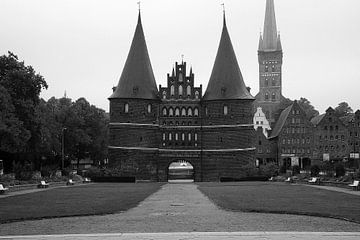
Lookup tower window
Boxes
[187,85,191,96]
[194,133,198,141]
[170,85,175,96]
[169,133,172,141]
[124,103,129,113]
[169,108,174,116]
[265,93,269,101]
[162,91,166,99]
[162,107,167,116]
[272,78,276,86]
[175,133,179,141]
[272,93,276,101]
[223,105,228,115]
[182,133,185,141]
[265,79,269,86]
[195,91,199,99]
[272,65,275,72]
[162,133,166,141]
[147,104,151,113]
[188,133,191,141]
[265,66,268,72]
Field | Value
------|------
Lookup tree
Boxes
[334,102,353,117]
[297,98,319,120]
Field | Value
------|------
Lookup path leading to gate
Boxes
[1,183,360,236]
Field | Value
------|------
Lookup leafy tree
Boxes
[334,102,353,117]
[297,97,319,120]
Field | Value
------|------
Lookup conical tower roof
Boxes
[109,12,158,99]
[261,0,281,51]
[203,14,253,101]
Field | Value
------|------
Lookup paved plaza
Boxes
[1,183,360,238]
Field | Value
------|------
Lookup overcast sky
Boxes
[1,0,359,113]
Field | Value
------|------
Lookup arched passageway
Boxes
[168,161,194,183]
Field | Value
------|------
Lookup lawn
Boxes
[0,182,163,223]
[198,182,360,223]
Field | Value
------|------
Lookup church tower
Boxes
[255,0,285,124]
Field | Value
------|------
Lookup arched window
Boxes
[175,133,179,141]
[181,133,185,141]
[147,104,151,113]
[205,107,208,116]
[223,105,228,115]
[194,108,199,116]
[175,107,180,116]
[162,133,166,141]
[168,133,172,141]
[187,85,191,96]
[169,108,174,116]
[181,107,186,116]
[265,79,269,86]
[162,91,166,99]
[195,91,199,99]
[188,108,193,116]
[124,103,129,113]
[170,85,175,96]
[178,85,183,96]
[272,78,276,86]
[272,93,276,101]
[188,133,191,141]
[194,133,198,141]
[265,93,269,100]
[162,108,167,116]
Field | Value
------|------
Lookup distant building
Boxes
[254,0,288,124]
[341,110,360,168]
[108,12,255,181]
[253,107,271,137]
[255,127,277,165]
[311,107,350,163]
[268,101,313,169]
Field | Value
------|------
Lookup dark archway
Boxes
[168,161,194,183]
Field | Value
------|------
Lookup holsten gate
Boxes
[108,12,256,181]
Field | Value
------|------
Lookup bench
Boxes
[83,178,91,183]
[308,177,319,185]
[66,179,74,185]
[0,184,9,194]
[37,180,49,188]
[349,180,359,191]
[285,177,292,183]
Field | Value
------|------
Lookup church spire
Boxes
[261,0,281,51]
[203,12,253,101]
[109,11,158,99]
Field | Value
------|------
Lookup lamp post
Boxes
[61,127,67,169]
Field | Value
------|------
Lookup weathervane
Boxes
[221,3,225,13]
[137,1,141,12]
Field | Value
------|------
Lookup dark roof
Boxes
[269,103,293,138]
[109,12,158,100]
[259,0,282,51]
[203,15,253,101]
[310,114,325,126]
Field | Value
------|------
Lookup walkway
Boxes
[301,184,360,196]
[1,183,360,235]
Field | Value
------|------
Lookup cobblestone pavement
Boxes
[1,232,360,240]
[1,183,360,235]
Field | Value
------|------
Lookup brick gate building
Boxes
[108,12,256,181]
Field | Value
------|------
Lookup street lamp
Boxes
[61,127,67,169]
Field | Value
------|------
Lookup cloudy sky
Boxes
[1,0,359,113]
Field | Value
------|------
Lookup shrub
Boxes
[334,163,345,177]
[279,165,287,174]
[311,165,320,177]
[292,165,300,175]
[84,166,103,178]
[260,163,279,177]
[13,162,33,181]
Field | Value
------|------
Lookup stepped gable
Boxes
[203,14,253,101]
[109,12,158,100]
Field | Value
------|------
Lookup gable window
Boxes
[124,103,129,113]
[195,91,199,99]
[181,107,186,116]
[265,93,269,101]
[175,108,180,116]
[187,86,191,96]
[223,105,228,115]
[271,93,276,101]
[162,91,166,99]
[194,108,199,117]
[178,85,183,96]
